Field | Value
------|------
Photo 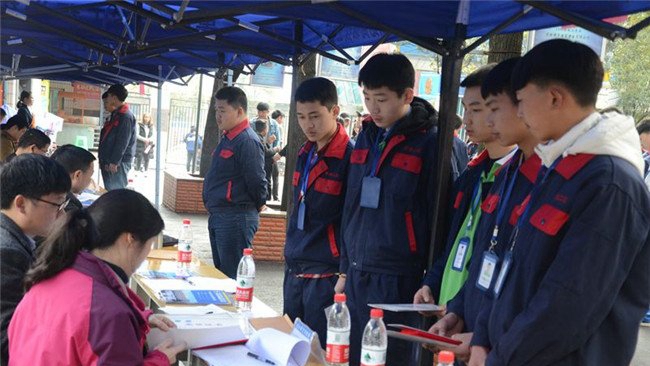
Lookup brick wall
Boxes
[163,169,286,262]
[163,170,207,214]
[253,212,287,262]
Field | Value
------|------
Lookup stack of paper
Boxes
[148,314,246,350]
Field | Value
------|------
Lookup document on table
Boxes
[158,304,229,316]
[193,328,310,366]
[368,303,443,312]
[148,314,246,350]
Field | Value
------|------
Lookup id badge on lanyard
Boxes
[493,251,513,297]
[360,131,388,209]
[297,147,317,230]
[477,251,499,291]
[452,236,470,272]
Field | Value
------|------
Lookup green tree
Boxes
[609,12,650,121]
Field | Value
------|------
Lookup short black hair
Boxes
[461,63,497,88]
[257,102,270,112]
[637,118,650,135]
[481,57,520,104]
[340,113,350,119]
[101,92,108,99]
[358,53,414,97]
[0,108,6,117]
[16,129,50,150]
[254,120,268,133]
[454,115,463,130]
[106,84,128,102]
[295,77,338,109]
[1,114,30,131]
[512,39,603,107]
[215,86,247,112]
[599,106,623,115]
[271,110,284,119]
[50,144,96,174]
[1,154,71,209]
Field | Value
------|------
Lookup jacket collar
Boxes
[299,123,349,160]
[224,119,249,141]
[468,149,489,167]
[519,153,542,183]
[0,213,35,254]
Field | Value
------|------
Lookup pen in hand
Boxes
[246,351,275,365]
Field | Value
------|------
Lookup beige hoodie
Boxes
[535,111,645,177]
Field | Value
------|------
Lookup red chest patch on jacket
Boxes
[481,194,499,214]
[390,153,422,174]
[293,171,301,187]
[314,178,343,196]
[350,149,369,164]
[529,204,570,236]
[219,149,234,159]
[453,192,464,209]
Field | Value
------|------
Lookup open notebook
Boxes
[148,314,246,350]
[194,327,311,366]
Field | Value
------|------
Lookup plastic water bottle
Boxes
[176,219,192,276]
[236,248,255,312]
[360,308,387,366]
[436,350,455,366]
[326,293,351,366]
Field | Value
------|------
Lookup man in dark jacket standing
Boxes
[0,154,71,365]
[340,54,440,366]
[203,87,267,279]
[98,84,136,190]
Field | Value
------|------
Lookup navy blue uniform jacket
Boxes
[203,120,267,211]
[285,124,353,273]
[422,150,497,300]
[98,104,136,165]
[447,152,541,335]
[340,97,439,276]
[475,154,650,365]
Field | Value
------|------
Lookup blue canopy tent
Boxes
[2,4,650,328]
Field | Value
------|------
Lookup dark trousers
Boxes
[135,152,150,171]
[265,165,273,201]
[283,266,337,349]
[208,209,259,279]
[271,162,279,201]
[101,161,131,190]
[345,269,422,366]
[186,151,198,172]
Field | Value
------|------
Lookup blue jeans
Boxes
[101,162,132,190]
[208,208,259,279]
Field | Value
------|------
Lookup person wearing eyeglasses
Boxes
[3,129,51,163]
[0,154,71,364]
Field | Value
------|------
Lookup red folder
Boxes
[387,324,462,347]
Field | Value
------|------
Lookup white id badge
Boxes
[493,251,513,297]
[476,251,499,291]
[452,237,470,271]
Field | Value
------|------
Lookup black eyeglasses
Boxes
[32,197,70,213]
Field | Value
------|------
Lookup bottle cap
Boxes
[243,248,253,255]
[438,350,455,363]
[182,219,191,225]
[370,308,383,318]
[334,293,346,302]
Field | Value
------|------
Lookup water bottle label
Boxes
[177,250,192,263]
[236,276,254,302]
[360,348,386,366]
[326,330,350,363]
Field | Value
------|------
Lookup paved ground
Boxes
[126,162,650,365]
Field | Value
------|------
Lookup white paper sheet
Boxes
[158,304,229,316]
[368,303,442,312]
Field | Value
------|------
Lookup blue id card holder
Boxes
[476,251,499,291]
[493,251,513,297]
[451,237,470,272]
[360,177,381,209]
[297,200,306,230]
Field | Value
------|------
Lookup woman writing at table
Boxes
[8,189,187,365]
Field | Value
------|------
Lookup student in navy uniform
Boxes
[452,114,470,181]
[283,77,353,348]
[98,84,136,190]
[338,53,438,366]
[414,64,515,310]
[468,39,650,366]
[203,87,267,279]
[429,57,541,362]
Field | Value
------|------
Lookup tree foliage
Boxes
[609,12,650,121]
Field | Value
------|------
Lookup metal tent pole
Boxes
[191,73,203,173]
[155,65,163,209]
